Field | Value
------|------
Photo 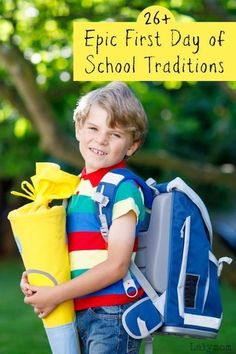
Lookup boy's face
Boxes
[75,104,139,173]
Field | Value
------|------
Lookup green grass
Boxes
[0,259,50,354]
[0,259,235,354]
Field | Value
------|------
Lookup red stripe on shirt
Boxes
[68,232,139,252]
[74,288,144,311]
[68,231,107,251]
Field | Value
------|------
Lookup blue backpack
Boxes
[93,168,232,354]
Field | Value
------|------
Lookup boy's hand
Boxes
[20,271,34,297]
[24,285,58,319]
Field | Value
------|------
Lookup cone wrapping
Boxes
[8,162,79,328]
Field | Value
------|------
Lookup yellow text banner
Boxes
[73,6,236,81]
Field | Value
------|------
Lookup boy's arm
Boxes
[24,210,137,318]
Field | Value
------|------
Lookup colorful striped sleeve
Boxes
[112,180,145,224]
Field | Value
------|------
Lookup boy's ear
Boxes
[126,141,140,157]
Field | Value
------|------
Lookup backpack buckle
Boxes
[123,270,139,298]
[123,278,138,298]
[146,178,159,196]
[93,192,109,207]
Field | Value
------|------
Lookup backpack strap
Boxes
[93,168,154,297]
[93,168,153,239]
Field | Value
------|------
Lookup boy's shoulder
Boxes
[95,167,145,203]
[94,167,150,235]
[98,167,153,208]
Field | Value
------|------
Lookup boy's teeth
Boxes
[91,148,106,155]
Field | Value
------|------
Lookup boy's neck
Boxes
[81,160,126,186]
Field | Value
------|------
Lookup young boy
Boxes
[21,81,148,354]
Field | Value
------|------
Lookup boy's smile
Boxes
[89,147,107,156]
[75,104,139,173]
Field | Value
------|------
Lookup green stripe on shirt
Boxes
[68,195,95,213]
[71,269,87,278]
[112,180,145,222]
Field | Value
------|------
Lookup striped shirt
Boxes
[66,161,145,310]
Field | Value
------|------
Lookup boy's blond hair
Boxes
[73,82,148,146]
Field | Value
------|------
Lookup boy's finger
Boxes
[38,312,45,319]
[34,307,41,314]
[24,295,33,305]
[28,285,38,293]
[26,289,34,296]
[20,272,29,291]
[21,271,28,282]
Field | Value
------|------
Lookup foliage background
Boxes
[0,0,235,352]
[1,0,236,188]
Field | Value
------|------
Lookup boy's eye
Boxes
[112,133,121,138]
[88,126,97,131]
[110,130,124,138]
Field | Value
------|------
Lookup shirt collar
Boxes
[81,161,126,187]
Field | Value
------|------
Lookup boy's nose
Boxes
[95,132,108,145]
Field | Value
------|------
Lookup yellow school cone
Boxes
[8,162,81,354]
